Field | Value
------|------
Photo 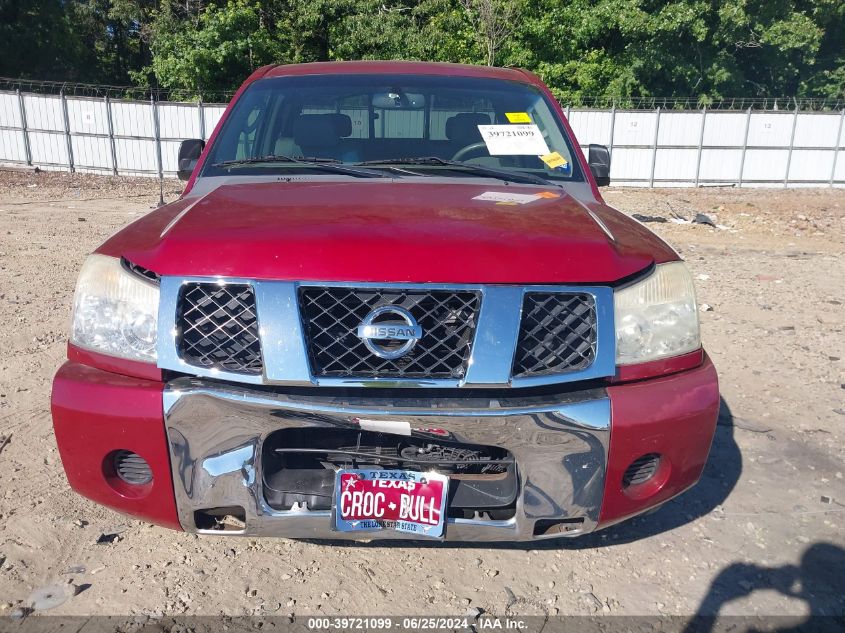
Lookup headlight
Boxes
[614,261,700,365]
[70,254,159,362]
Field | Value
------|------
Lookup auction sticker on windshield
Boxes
[477,123,550,155]
[334,469,449,537]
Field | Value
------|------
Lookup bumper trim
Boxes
[163,378,611,541]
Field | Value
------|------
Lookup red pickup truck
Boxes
[51,61,718,541]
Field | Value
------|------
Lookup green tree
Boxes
[0,0,842,101]
[512,0,843,102]
[0,0,92,81]
[328,0,475,63]
[145,0,287,93]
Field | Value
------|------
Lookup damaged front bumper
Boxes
[164,379,611,540]
[51,356,720,542]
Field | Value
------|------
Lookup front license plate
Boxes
[333,469,449,538]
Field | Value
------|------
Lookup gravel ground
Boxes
[0,168,843,621]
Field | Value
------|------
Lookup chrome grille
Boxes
[512,293,597,377]
[299,287,480,378]
[176,283,263,375]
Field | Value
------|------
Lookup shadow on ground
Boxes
[311,396,742,551]
[684,542,845,630]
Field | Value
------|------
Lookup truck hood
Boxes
[106,180,674,284]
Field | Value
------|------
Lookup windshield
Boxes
[201,74,583,182]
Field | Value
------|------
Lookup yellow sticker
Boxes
[505,112,531,123]
[540,151,569,169]
[536,191,562,199]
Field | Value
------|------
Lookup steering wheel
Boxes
[451,142,490,162]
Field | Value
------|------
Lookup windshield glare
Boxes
[202,74,582,182]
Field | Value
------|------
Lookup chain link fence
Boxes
[3,77,844,112]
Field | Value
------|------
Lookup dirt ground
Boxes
[0,169,843,621]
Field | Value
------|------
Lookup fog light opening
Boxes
[113,449,153,485]
[622,453,661,489]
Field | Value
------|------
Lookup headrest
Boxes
[445,112,491,144]
[293,113,353,147]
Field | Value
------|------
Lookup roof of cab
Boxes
[258,60,536,84]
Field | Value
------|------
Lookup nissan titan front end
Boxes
[51,61,719,542]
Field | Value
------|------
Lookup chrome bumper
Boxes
[163,378,611,541]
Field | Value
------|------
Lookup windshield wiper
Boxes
[357,157,557,187]
[212,154,387,178]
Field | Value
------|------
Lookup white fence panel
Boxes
[743,148,789,182]
[429,110,451,140]
[67,97,109,135]
[202,106,227,139]
[159,103,201,140]
[161,139,183,173]
[0,92,23,127]
[658,112,701,146]
[381,109,424,138]
[747,112,794,147]
[613,111,657,147]
[698,149,744,182]
[703,112,747,147]
[0,87,843,186]
[654,148,698,182]
[22,94,65,132]
[29,131,68,165]
[568,110,613,147]
[789,149,832,182]
[834,152,845,182]
[111,100,155,138]
[0,129,27,162]
[340,107,368,138]
[793,113,840,148]
[115,138,158,174]
[611,148,653,182]
[72,135,112,171]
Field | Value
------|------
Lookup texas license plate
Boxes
[333,469,449,538]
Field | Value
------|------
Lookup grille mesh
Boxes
[512,293,597,377]
[177,283,263,375]
[299,287,480,379]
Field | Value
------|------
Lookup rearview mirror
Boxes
[177,139,205,181]
[588,144,611,187]
[372,91,426,109]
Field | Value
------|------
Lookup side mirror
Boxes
[588,144,611,187]
[177,139,205,181]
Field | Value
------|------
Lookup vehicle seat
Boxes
[274,136,303,158]
[445,112,491,149]
[293,113,359,162]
